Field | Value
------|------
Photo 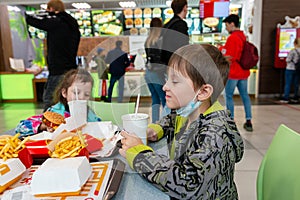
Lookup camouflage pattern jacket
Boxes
[125,101,244,199]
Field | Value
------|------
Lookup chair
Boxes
[88,101,135,128]
[257,124,300,200]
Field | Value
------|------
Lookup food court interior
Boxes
[0,0,300,199]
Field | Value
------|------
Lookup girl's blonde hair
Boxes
[145,18,163,47]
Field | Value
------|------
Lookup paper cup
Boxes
[68,100,87,128]
[122,113,149,144]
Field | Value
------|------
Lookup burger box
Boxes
[0,158,26,193]
[30,156,92,196]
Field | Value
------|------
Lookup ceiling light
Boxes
[119,1,136,8]
[72,3,91,9]
[40,4,47,10]
[7,6,21,12]
[166,0,172,7]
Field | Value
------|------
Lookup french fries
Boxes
[0,133,29,161]
[49,135,85,159]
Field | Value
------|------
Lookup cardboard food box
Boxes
[0,158,26,193]
[30,157,92,196]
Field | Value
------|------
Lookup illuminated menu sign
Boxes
[199,0,230,18]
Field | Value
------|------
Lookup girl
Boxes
[15,69,101,138]
[119,44,244,199]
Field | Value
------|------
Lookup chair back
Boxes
[257,124,300,200]
[88,101,135,128]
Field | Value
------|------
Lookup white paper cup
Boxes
[68,100,87,128]
[122,113,149,144]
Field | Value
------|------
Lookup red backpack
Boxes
[238,35,259,70]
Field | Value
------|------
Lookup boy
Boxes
[119,44,244,199]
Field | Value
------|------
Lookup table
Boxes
[96,138,170,200]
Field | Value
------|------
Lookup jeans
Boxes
[107,75,124,103]
[43,75,63,111]
[225,79,252,120]
[145,69,168,123]
[283,69,300,100]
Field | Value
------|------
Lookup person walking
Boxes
[221,14,254,132]
[144,18,168,123]
[25,0,80,111]
[160,0,189,66]
[94,48,109,101]
[105,40,130,103]
[280,38,300,103]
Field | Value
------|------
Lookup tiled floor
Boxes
[1,98,300,200]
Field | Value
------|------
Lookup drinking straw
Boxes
[75,86,79,100]
[135,93,140,117]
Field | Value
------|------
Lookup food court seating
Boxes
[256,124,300,200]
[88,101,135,128]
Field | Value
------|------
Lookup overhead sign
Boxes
[199,0,230,18]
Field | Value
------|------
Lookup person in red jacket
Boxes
[221,14,253,132]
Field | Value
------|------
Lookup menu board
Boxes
[92,10,123,36]
[123,8,162,36]
[69,10,93,37]
[28,25,46,39]
[185,8,200,35]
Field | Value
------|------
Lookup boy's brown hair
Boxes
[169,44,230,103]
[53,68,94,107]
[47,0,65,12]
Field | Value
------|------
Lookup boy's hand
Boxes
[147,128,158,142]
[119,130,143,157]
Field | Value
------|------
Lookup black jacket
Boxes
[26,12,80,76]
[105,47,130,76]
[160,15,189,66]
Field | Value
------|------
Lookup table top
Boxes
[96,138,170,200]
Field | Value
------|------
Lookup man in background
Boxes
[26,0,80,111]
[160,0,189,66]
[221,14,253,132]
[105,40,130,103]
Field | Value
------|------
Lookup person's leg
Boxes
[237,79,252,120]
[107,76,118,102]
[43,75,63,111]
[225,79,238,119]
[147,82,160,123]
[283,69,293,100]
[145,71,161,122]
[118,75,124,103]
[292,70,299,99]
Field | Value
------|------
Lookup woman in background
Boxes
[280,38,300,104]
[145,18,169,123]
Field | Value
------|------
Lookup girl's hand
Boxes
[38,122,54,133]
[147,128,158,142]
[119,130,143,158]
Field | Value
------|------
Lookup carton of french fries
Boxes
[47,131,89,159]
[0,134,32,193]
[0,134,32,168]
